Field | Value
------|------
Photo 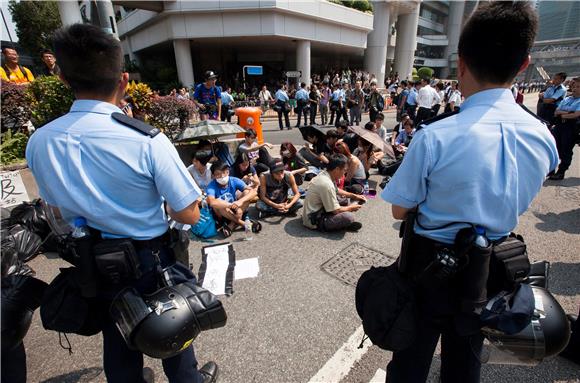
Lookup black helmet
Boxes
[481,286,570,365]
[204,71,217,81]
[110,280,226,359]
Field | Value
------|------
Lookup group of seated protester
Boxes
[389,113,415,156]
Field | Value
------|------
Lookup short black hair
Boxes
[300,82,306,88]
[210,161,229,174]
[1,45,16,54]
[52,23,123,96]
[555,72,567,81]
[375,112,384,121]
[244,129,257,138]
[338,120,349,129]
[401,80,408,87]
[193,150,212,165]
[326,129,338,139]
[327,154,348,171]
[458,2,538,84]
[41,49,54,57]
[364,121,375,131]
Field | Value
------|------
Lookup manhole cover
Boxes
[321,242,397,286]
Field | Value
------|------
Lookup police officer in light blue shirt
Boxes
[220,86,235,122]
[295,82,310,127]
[404,82,418,121]
[538,72,567,124]
[549,78,580,180]
[26,24,218,383]
[275,84,291,130]
[380,4,558,383]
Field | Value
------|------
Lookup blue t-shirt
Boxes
[194,84,221,105]
[206,177,247,203]
[399,89,409,107]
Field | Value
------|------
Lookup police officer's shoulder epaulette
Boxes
[416,109,460,131]
[111,112,160,138]
[518,104,548,126]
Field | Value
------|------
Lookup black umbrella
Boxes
[299,125,327,143]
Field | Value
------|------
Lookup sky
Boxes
[1,0,19,43]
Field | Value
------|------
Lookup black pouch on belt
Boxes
[93,239,142,285]
[487,234,530,297]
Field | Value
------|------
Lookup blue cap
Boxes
[74,217,87,227]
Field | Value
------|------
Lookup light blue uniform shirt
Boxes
[221,91,234,106]
[406,88,417,105]
[296,88,309,101]
[381,89,559,244]
[275,89,289,102]
[331,89,344,102]
[26,100,201,240]
[543,84,567,106]
[557,95,580,112]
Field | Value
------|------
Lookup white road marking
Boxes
[308,325,372,383]
[369,368,386,382]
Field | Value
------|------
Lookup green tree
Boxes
[8,1,62,58]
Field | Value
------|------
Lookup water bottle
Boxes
[363,181,369,195]
[474,226,490,248]
[72,217,97,297]
[244,217,253,241]
[72,217,91,238]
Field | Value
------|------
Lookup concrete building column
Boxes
[57,1,82,26]
[393,2,420,81]
[364,1,391,87]
[173,39,195,88]
[95,1,119,39]
[296,40,311,86]
[441,0,465,79]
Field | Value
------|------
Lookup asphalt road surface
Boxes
[23,94,580,382]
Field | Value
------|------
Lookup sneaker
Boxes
[199,361,219,383]
[346,222,363,232]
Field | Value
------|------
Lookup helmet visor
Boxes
[110,288,152,346]
[481,317,545,365]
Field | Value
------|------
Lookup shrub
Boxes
[147,96,197,141]
[1,130,29,165]
[417,67,434,80]
[125,80,152,111]
[27,75,74,128]
[1,82,32,134]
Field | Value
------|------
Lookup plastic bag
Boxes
[0,246,35,278]
[8,224,43,263]
[9,199,51,239]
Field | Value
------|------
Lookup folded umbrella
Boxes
[176,120,246,142]
[348,125,395,160]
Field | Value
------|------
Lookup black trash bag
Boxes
[8,224,43,263]
[1,275,48,352]
[0,245,35,278]
[9,199,60,252]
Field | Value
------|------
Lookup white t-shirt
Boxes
[448,90,462,107]
[187,164,212,191]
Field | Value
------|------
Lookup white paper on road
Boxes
[201,244,231,295]
[235,257,260,280]
[1,171,30,208]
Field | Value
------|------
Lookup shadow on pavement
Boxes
[40,367,103,383]
[283,218,345,240]
[544,177,580,187]
[533,209,580,234]
[548,262,580,296]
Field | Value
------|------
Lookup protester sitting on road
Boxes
[394,118,415,154]
[302,154,366,232]
[391,113,410,147]
[257,159,303,217]
[299,131,330,169]
[237,129,274,174]
[231,152,260,192]
[375,113,388,142]
[206,161,260,237]
[325,129,340,156]
[336,120,358,153]
[280,142,313,185]
[334,142,366,194]
[354,134,384,178]
[187,151,213,191]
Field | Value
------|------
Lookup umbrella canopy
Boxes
[299,125,327,143]
[176,120,246,142]
[348,125,395,160]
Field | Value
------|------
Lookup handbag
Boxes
[190,206,218,239]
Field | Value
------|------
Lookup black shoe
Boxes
[346,222,363,232]
[199,361,218,383]
[549,172,565,180]
[287,127,292,130]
